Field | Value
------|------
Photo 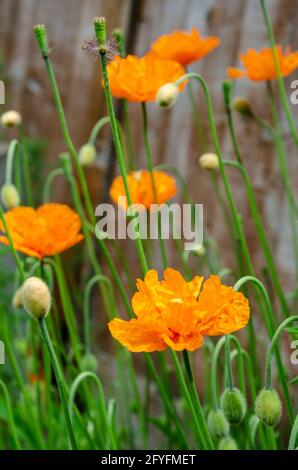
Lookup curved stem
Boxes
[289,413,298,450]
[224,335,234,390]
[260,0,298,149]
[5,139,19,184]
[69,371,117,450]
[39,316,77,450]
[43,168,64,203]
[234,275,295,423]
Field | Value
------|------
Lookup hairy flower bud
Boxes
[1,110,22,128]
[218,436,238,450]
[1,184,20,209]
[199,152,219,171]
[22,277,51,319]
[232,96,252,116]
[220,387,247,425]
[255,388,282,427]
[156,83,179,107]
[94,17,107,52]
[33,24,49,57]
[207,409,230,438]
[79,143,96,166]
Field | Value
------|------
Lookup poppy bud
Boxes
[191,243,206,257]
[199,152,219,171]
[94,17,107,52]
[232,97,252,116]
[79,143,96,166]
[218,436,238,450]
[12,287,23,309]
[80,353,98,372]
[156,83,179,107]
[33,24,49,58]
[1,110,22,128]
[1,184,20,209]
[22,277,51,319]
[207,409,230,438]
[220,387,247,425]
[255,388,282,427]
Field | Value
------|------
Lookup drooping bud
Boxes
[156,83,179,107]
[93,17,107,52]
[207,409,230,438]
[191,243,206,257]
[12,287,23,309]
[33,24,49,58]
[255,388,282,427]
[218,436,238,450]
[79,143,96,166]
[1,110,22,128]
[199,152,219,171]
[1,184,20,209]
[220,387,247,425]
[22,277,51,319]
[80,353,98,372]
[232,97,253,116]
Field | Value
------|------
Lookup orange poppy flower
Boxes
[106,54,186,102]
[148,28,220,66]
[0,203,83,259]
[108,268,250,352]
[109,170,177,210]
[227,46,298,81]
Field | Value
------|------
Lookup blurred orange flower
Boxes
[227,46,298,81]
[106,54,186,102]
[0,203,83,259]
[108,268,250,352]
[148,28,220,66]
[109,170,177,210]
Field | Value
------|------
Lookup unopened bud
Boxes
[1,184,20,209]
[255,388,282,427]
[218,436,238,450]
[232,96,252,116]
[207,409,230,438]
[22,277,51,319]
[191,243,206,256]
[199,152,219,171]
[1,110,22,128]
[79,143,96,166]
[80,353,98,372]
[220,387,247,425]
[156,83,179,107]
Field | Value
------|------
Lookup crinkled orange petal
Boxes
[0,203,83,258]
[106,55,186,102]
[149,28,220,66]
[197,275,250,336]
[109,170,177,209]
[227,67,246,79]
[108,317,168,352]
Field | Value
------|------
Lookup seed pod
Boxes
[1,184,20,209]
[79,143,96,166]
[22,277,51,319]
[220,387,247,425]
[156,83,179,107]
[255,388,282,427]
[80,353,98,372]
[232,96,252,116]
[207,409,230,438]
[218,436,238,450]
[198,152,219,171]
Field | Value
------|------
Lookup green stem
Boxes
[39,316,77,449]
[186,74,208,152]
[260,0,298,149]
[141,102,168,269]
[224,335,234,390]
[289,413,298,450]
[19,127,33,206]
[234,276,295,423]
[224,159,290,318]
[0,380,21,449]
[43,168,64,203]
[5,139,19,184]
[99,49,148,275]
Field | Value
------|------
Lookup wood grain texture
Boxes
[1,0,298,291]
